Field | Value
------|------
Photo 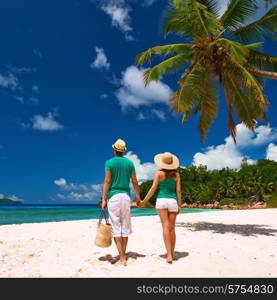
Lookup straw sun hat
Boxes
[154,152,179,170]
[112,138,127,152]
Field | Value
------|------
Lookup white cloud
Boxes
[28,96,39,105]
[21,122,31,129]
[67,192,84,201]
[32,112,64,131]
[100,0,133,39]
[54,178,67,186]
[266,143,277,161]
[54,179,103,202]
[115,66,172,110]
[100,93,108,99]
[193,142,255,170]
[137,109,166,121]
[137,112,146,120]
[125,151,158,183]
[142,0,157,6]
[56,193,66,199]
[32,83,40,93]
[90,47,110,70]
[192,124,277,170]
[8,66,36,74]
[9,195,24,202]
[33,48,42,58]
[226,123,277,147]
[67,191,99,201]
[89,184,103,192]
[0,73,19,90]
[15,96,24,104]
[0,193,24,202]
[151,109,166,121]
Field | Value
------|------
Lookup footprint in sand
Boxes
[100,266,112,272]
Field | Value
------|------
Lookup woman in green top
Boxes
[141,152,181,264]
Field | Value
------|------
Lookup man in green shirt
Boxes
[101,138,141,266]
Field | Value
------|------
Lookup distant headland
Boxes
[0,198,23,205]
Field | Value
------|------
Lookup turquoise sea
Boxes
[0,204,214,226]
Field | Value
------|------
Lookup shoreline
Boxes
[0,209,276,277]
[0,207,214,227]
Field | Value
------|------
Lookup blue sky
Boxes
[0,0,276,204]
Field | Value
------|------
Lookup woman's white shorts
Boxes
[156,198,178,212]
[107,193,132,237]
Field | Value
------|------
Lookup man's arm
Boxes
[131,174,141,206]
[101,171,111,209]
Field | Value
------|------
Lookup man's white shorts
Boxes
[107,193,132,237]
[155,198,178,212]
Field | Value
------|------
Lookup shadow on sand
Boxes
[176,222,277,237]
[98,251,146,264]
[160,251,189,261]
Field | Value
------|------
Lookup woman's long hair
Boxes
[161,169,178,179]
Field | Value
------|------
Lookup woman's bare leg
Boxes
[158,209,173,263]
[168,212,177,259]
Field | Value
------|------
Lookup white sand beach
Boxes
[0,209,276,278]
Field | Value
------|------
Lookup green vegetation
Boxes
[139,159,277,208]
[136,0,277,142]
[266,192,277,208]
[0,198,23,205]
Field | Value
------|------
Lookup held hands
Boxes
[137,200,145,208]
[136,198,145,208]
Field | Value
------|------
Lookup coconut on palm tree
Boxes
[135,0,277,142]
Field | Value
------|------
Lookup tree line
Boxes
[139,159,277,208]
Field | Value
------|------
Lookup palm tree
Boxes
[135,0,277,142]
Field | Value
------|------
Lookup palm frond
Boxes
[246,49,277,72]
[163,0,219,39]
[244,42,264,50]
[225,74,258,130]
[220,0,258,32]
[197,0,220,17]
[231,5,277,42]
[225,57,268,111]
[142,53,194,86]
[170,62,205,123]
[135,44,193,66]
[174,63,200,115]
[197,73,218,141]
[174,60,218,140]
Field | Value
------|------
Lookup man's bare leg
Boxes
[122,237,128,262]
[113,237,127,266]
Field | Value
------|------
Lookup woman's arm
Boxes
[141,172,160,206]
[101,171,111,209]
[176,172,182,212]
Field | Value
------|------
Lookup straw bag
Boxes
[95,208,112,248]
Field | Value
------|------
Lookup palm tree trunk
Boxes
[248,68,277,79]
